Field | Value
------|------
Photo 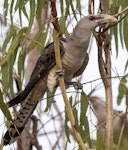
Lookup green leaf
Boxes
[70,3,77,22]
[117,78,127,105]
[22,5,29,20]
[36,0,45,30]
[29,0,35,28]
[119,16,124,49]
[124,60,128,72]
[59,17,68,35]
[76,0,81,12]
[0,90,12,121]
[0,27,27,66]
[73,107,78,128]
[80,92,90,142]
[1,63,9,93]
[14,0,20,12]
[38,31,48,52]
[22,0,35,43]
[44,89,56,112]
[27,32,40,52]
[113,24,118,56]
[18,48,26,84]
[9,53,17,96]
[10,0,14,24]
[60,0,64,16]
[126,89,128,106]
[27,31,47,53]
[3,0,9,25]
[2,25,17,53]
[1,50,17,96]
[65,0,70,17]
[123,18,128,50]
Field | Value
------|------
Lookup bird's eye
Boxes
[88,16,97,21]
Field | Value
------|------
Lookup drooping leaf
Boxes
[3,0,9,25]
[36,0,45,30]
[44,89,56,112]
[29,0,35,26]
[70,3,78,22]
[124,60,128,72]
[0,90,12,121]
[22,0,29,20]
[18,48,26,85]
[65,0,70,18]
[1,62,9,93]
[9,51,17,96]
[59,17,68,35]
[119,15,124,49]
[117,77,127,105]
[10,0,14,24]
[0,27,27,66]
[113,24,118,56]
[2,25,17,53]
[80,92,90,143]
[60,0,64,16]
[76,0,81,13]
[38,31,48,52]
[123,18,128,50]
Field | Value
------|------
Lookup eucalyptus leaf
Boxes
[0,90,12,121]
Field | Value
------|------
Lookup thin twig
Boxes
[114,7,128,17]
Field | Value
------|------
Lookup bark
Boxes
[91,1,113,149]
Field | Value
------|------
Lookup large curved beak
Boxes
[96,14,117,25]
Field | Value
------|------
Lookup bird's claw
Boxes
[73,82,83,90]
[55,69,65,79]
[67,82,83,90]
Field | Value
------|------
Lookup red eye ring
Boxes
[88,16,97,21]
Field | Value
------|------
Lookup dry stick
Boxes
[114,6,128,17]
[104,30,113,150]
[50,1,86,150]
[97,38,113,150]
[97,1,114,149]
[88,0,94,14]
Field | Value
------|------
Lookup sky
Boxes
[0,0,128,150]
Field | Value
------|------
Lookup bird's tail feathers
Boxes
[3,98,38,145]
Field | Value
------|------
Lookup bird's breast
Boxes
[47,51,85,92]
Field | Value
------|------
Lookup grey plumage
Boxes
[3,14,117,145]
[89,96,128,148]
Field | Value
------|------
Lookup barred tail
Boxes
[3,98,38,145]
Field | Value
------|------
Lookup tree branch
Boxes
[50,1,86,149]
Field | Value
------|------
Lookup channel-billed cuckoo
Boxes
[3,14,117,145]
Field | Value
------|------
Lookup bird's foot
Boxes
[55,69,65,79]
[67,81,83,90]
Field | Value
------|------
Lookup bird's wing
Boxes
[7,40,65,107]
[73,53,89,78]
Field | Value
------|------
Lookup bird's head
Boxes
[76,14,117,32]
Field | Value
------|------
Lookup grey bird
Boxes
[3,14,117,145]
[89,96,128,148]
